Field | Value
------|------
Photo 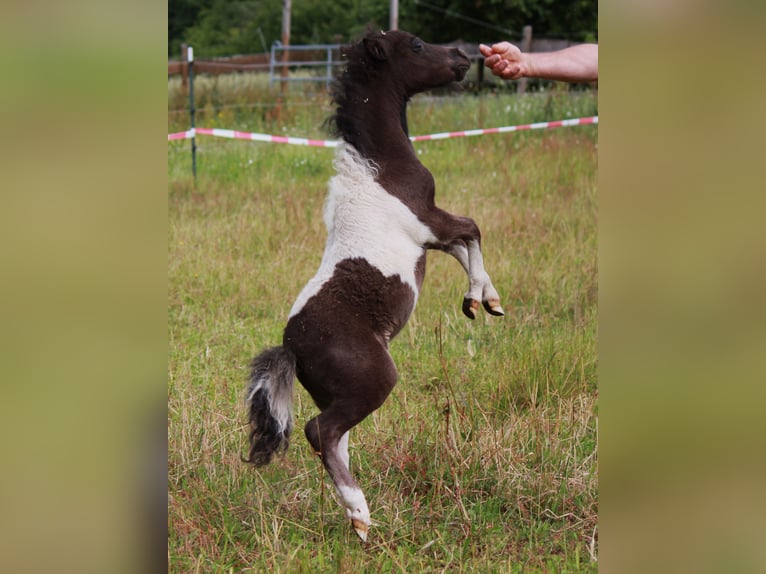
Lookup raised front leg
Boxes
[446,240,504,319]
[426,209,504,320]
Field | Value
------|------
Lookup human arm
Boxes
[478,42,598,83]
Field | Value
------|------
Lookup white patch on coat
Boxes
[289,144,436,318]
[338,431,350,470]
[336,484,370,524]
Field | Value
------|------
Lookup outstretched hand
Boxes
[480,42,598,83]
[479,42,527,80]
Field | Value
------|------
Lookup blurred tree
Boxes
[402,0,597,44]
[181,0,282,57]
[168,0,596,58]
[168,0,213,56]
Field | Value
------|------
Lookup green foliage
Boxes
[168,82,598,570]
[168,0,597,57]
[169,0,211,56]
[170,0,390,57]
[402,0,597,44]
[180,0,281,58]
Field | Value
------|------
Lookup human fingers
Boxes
[489,59,506,73]
[492,64,516,79]
[483,53,501,67]
[490,59,521,80]
[501,65,523,80]
[491,41,514,55]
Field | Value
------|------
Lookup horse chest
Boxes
[288,146,434,320]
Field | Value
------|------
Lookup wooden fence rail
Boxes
[168,36,576,86]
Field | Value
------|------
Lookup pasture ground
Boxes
[168,77,598,572]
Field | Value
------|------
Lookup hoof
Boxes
[483,299,505,316]
[462,298,479,320]
[351,518,369,542]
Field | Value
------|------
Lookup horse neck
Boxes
[339,85,416,164]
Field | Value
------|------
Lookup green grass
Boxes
[168,79,597,572]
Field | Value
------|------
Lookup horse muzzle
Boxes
[451,48,471,81]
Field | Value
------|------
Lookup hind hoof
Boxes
[462,298,480,320]
[483,299,505,316]
[352,518,369,542]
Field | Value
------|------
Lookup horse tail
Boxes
[243,346,296,466]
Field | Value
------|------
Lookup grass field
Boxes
[168,77,598,572]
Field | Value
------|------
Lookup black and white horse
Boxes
[244,30,503,541]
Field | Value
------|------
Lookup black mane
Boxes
[325,33,407,150]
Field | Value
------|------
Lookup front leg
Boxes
[423,208,504,319]
[445,240,504,319]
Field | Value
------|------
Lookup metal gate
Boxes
[269,42,343,88]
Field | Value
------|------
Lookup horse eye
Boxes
[411,39,424,53]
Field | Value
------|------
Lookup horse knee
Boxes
[304,417,324,455]
[304,415,346,456]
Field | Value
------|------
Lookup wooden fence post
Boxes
[518,25,532,95]
[390,0,399,30]
[280,0,291,95]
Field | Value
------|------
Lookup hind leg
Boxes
[338,430,350,469]
[305,413,371,539]
[302,347,398,541]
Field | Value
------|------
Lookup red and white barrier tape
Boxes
[196,127,338,147]
[168,129,195,141]
[167,115,597,144]
[410,115,598,141]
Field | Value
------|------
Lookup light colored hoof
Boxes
[483,299,505,317]
[352,518,369,542]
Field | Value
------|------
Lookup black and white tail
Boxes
[243,346,296,466]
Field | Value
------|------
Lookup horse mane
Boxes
[325,32,408,149]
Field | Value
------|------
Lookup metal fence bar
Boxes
[269,42,343,87]
[325,46,333,89]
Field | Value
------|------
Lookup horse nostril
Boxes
[450,48,470,71]
[451,47,469,61]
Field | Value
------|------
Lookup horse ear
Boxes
[363,35,389,61]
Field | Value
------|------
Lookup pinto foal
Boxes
[244,30,503,541]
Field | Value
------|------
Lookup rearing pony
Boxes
[244,30,503,541]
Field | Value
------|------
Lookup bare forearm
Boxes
[525,44,598,82]
[480,42,598,83]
